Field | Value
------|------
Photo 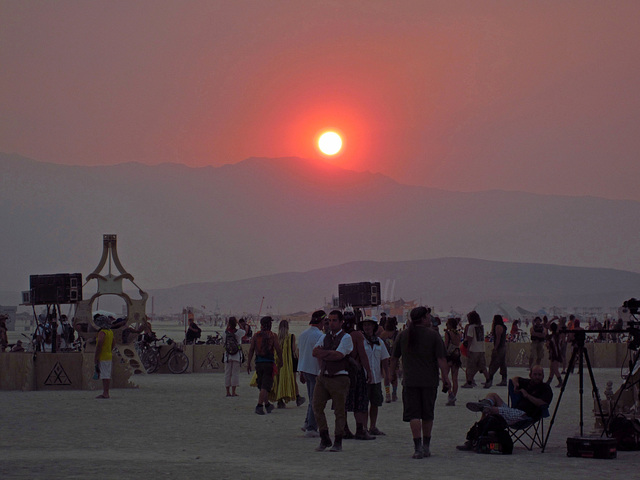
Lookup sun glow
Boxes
[318,131,343,156]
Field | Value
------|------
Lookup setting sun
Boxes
[318,131,343,156]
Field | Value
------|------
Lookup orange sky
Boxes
[2,1,640,200]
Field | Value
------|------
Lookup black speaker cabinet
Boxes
[338,282,381,308]
[29,273,83,305]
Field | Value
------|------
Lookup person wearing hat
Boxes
[359,316,390,436]
[342,311,375,441]
[390,306,450,459]
[93,316,114,399]
[297,310,326,437]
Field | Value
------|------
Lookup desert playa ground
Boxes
[0,366,638,480]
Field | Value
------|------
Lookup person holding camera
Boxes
[529,317,546,370]
[390,306,450,459]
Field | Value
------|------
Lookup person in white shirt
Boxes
[297,310,325,437]
[360,316,390,436]
[223,317,246,397]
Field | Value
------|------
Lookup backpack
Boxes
[610,415,640,450]
[62,323,75,344]
[225,330,240,356]
[465,414,513,455]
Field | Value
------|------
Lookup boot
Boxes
[343,425,355,439]
[412,438,424,459]
[329,435,343,452]
[315,430,332,452]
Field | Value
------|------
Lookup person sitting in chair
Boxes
[457,365,552,450]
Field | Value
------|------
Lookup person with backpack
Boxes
[223,316,245,397]
[247,316,282,415]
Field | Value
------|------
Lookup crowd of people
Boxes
[239,307,599,458]
[5,306,625,457]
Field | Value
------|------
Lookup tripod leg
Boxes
[542,346,579,452]
[583,349,609,436]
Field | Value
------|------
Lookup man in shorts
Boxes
[94,316,114,399]
[360,316,390,436]
[247,316,282,415]
[390,307,450,459]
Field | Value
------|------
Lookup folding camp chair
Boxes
[507,379,549,450]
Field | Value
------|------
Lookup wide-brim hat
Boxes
[358,316,379,334]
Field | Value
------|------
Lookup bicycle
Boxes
[137,335,189,374]
[206,332,223,345]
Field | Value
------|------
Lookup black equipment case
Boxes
[566,436,617,459]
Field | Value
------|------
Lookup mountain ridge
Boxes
[2,152,639,297]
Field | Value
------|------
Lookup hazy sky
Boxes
[2,1,639,201]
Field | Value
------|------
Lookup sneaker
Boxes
[255,405,265,415]
[456,441,474,451]
[465,400,491,412]
[445,398,456,406]
[385,393,391,403]
[265,402,274,414]
[461,382,474,389]
[369,427,386,436]
[296,395,306,407]
[392,393,398,402]
[305,430,320,438]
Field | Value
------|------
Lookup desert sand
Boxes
[1,366,637,480]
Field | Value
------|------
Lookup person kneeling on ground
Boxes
[457,365,552,451]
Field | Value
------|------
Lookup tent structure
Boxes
[473,301,523,324]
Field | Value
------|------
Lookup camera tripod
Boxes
[542,330,609,452]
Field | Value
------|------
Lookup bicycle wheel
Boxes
[141,348,159,374]
[168,350,189,374]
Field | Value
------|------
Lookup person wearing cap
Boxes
[297,310,326,437]
[390,306,450,459]
[94,316,114,399]
[360,316,390,436]
[312,310,354,452]
[247,316,283,415]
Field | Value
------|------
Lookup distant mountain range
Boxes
[1,152,639,313]
[142,258,640,315]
